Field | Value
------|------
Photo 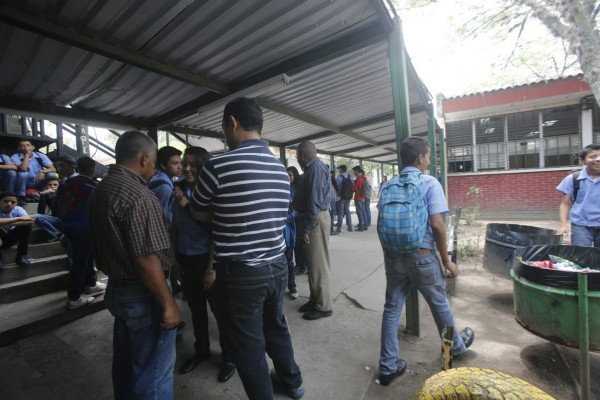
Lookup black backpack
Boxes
[340,175,354,200]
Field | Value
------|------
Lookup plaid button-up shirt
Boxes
[89,164,174,279]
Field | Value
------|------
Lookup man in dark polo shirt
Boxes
[293,141,333,321]
[89,131,180,400]
[190,98,304,400]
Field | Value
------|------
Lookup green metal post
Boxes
[280,146,287,166]
[439,128,448,194]
[427,104,437,178]
[330,154,335,171]
[389,15,419,337]
[578,273,590,400]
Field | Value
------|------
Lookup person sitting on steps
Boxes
[0,191,35,269]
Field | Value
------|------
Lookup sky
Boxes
[398,0,581,98]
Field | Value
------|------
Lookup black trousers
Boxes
[177,252,231,362]
[64,227,97,301]
[0,224,32,261]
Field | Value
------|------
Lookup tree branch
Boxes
[517,0,569,38]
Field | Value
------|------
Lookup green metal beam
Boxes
[280,147,287,166]
[439,128,448,194]
[389,16,419,337]
[427,104,437,177]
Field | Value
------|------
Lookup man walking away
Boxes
[89,131,180,400]
[294,141,334,321]
[556,144,600,246]
[352,166,367,231]
[190,98,304,400]
[55,156,105,309]
[378,136,474,386]
[335,165,354,233]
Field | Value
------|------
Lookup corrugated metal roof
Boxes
[0,0,436,164]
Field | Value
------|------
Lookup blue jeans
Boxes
[285,246,297,292]
[105,279,177,400]
[218,255,302,400]
[16,172,59,196]
[354,199,367,229]
[571,224,600,247]
[0,170,17,193]
[34,214,62,238]
[64,227,96,301]
[336,200,352,231]
[365,199,372,226]
[379,250,466,374]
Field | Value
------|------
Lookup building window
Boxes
[476,142,505,170]
[507,139,540,169]
[448,146,473,172]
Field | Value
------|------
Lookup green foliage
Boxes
[462,185,482,226]
[458,233,482,258]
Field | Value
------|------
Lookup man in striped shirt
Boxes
[190,98,304,400]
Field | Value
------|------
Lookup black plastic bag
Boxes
[512,245,600,290]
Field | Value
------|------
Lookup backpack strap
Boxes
[571,170,581,205]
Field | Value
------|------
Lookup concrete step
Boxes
[30,227,53,244]
[2,241,66,261]
[0,255,68,285]
[0,270,70,304]
[0,290,106,347]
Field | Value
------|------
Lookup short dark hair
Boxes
[338,165,347,172]
[579,144,600,160]
[401,136,429,167]
[223,97,263,133]
[115,131,157,164]
[157,146,182,170]
[77,156,96,173]
[55,156,76,166]
[45,177,60,184]
[0,191,17,200]
[16,139,32,146]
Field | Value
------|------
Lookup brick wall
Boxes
[448,169,575,216]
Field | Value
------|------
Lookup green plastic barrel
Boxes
[512,270,600,350]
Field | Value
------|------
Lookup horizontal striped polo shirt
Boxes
[190,139,289,267]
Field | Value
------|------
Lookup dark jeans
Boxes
[336,200,352,231]
[365,199,372,226]
[285,246,297,292]
[355,199,367,229]
[105,278,177,400]
[177,252,231,361]
[571,224,600,247]
[0,224,32,261]
[218,255,302,400]
[64,227,96,301]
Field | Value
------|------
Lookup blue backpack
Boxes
[284,211,297,248]
[377,172,428,253]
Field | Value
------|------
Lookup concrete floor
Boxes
[1,214,598,399]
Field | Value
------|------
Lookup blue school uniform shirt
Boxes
[173,184,211,256]
[0,206,28,231]
[149,170,175,223]
[10,152,53,179]
[390,166,449,251]
[556,167,600,227]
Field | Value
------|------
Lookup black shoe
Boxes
[218,362,236,382]
[378,359,407,386]
[459,327,475,349]
[330,230,339,236]
[15,256,33,266]
[302,309,333,320]
[177,321,186,331]
[271,370,305,399]
[178,353,211,374]
[18,197,27,207]
[47,235,62,243]
[295,267,307,276]
[298,300,315,313]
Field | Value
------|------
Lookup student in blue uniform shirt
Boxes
[556,144,600,246]
[0,154,18,193]
[0,192,35,269]
[10,139,57,205]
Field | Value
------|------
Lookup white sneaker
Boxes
[84,281,107,294]
[290,291,299,299]
[67,295,95,309]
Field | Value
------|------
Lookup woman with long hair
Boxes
[287,166,307,277]
[171,147,236,382]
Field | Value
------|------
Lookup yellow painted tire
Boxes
[413,367,555,400]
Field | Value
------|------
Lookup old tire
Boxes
[413,367,555,400]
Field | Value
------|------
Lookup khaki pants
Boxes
[303,210,332,312]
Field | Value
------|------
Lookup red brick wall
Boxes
[447,169,574,214]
